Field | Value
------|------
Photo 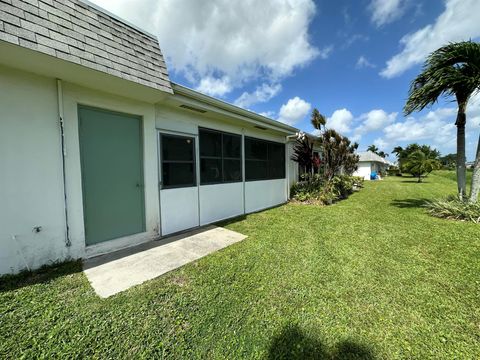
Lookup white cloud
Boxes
[234,83,282,108]
[327,108,354,134]
[374,138,389,150]
[355,56,376,69]
[381,0,480,78]
[90,0,320,95]
[196,76,232,97]
[369,0,408,27]
[318,45,334,59]
[259,111,276,118]
[383,108,457,143]
[359,109,397,131]
[277,97,312,125]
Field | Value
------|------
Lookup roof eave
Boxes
[172,82,299,134]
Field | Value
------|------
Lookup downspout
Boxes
[57,79,71,247]
[241,128,246,214]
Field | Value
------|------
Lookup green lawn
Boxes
[1,173,479,359]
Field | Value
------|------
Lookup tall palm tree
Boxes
[404,41,480,201]
[311,108,327,132]
[367,145,379,154]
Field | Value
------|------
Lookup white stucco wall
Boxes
[61,82,160,258]
[245,179,287,213]
[0,66,69,274]
[354,162,372,180]
[199,183,244,225]
[0,64,291,275]
[0,65,161,274]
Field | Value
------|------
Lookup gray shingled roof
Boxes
[0,0,172,93]
[357,151,390,164]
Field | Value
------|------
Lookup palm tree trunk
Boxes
[455,105,467,200]
[469,134,480,203]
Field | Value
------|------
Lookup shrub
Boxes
[425,196,480,223]
[290,175,362,205]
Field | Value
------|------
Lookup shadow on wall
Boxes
[268,324,376,360]
[0,260,81,293]
[390,198,430,209]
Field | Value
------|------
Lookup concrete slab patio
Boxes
[83,226,247,298]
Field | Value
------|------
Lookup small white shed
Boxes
[354,151,391,180]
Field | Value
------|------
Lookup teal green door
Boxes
[79,106,145,246]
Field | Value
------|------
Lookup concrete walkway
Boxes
[83,226,247,298]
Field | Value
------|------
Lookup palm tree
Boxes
[403,150,442,183]
[311,108,327,132]
[367,145,379,154]
[404,41,480,201]
[378,151,388,158]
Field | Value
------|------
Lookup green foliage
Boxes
[1,174,479,358]
[440,153,457,169]
[404,41,480,116]
[320,129,359,179]
[387,165,400,176]
[425,196,480,223]
[290,174,363,204]
[402,150,442,181]
[392,143,441,175]
[290,136,315,174]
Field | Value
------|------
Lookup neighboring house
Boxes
[466,161,474,169]
[353,151,390,180]
[0,0,298,274]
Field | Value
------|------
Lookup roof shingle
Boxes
[0,0,173,93]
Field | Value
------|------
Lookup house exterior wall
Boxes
[155,104,288,225]
[0,64,291,275]
[354,162,372,180]
[0,65,160,274]
[0,66,69,274]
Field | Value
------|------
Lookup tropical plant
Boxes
[392,144,441,174]
[404,41,480,201]
[378,151,388,158]
[367,144,379,153]
[425,195,480,223]
[310,108,327,132]
[402,150,442,182]
[439,153,457,169]
[319,129,359,180]
[291,134,315,175]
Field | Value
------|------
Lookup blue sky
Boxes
[92,0,480,160]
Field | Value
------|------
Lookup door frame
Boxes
[78,104,146,246]
[156,128,200,236]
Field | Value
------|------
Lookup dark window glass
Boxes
[245,160,268,181]
[200,158,222,184]
[199,130,222,157]
[224,159,242,181]
[162,136,194,161]
[199,128,242,184]
[245,138,268,160]
[161,134,196,188]
[223,134,241,158]
[245,137,285,181]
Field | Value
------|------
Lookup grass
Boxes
[1,172,479,359]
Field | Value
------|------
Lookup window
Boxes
[245,137,285,181]
[199,128,242,184]
[161,134,196,188]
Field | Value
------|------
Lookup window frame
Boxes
[199,127,243,185]
[160,133,197,190]
[245,137,286,181]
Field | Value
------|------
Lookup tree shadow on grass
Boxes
[268,324,376,360]
[0,260,82,293]
[390,198,430,209]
